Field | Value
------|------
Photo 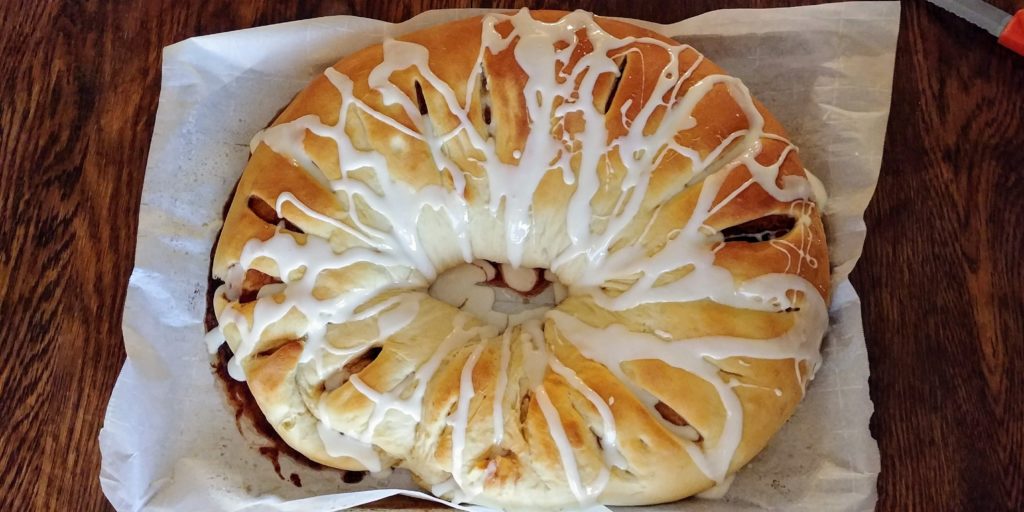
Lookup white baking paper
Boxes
[100,3,899,511]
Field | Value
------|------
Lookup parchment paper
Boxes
[100,3,899,511]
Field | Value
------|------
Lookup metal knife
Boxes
[927,0,1024,55]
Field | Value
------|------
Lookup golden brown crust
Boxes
[210,9,831,508]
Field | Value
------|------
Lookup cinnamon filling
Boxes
[240,269,283,303]
[721,214,796,243]
[247,195,304,233]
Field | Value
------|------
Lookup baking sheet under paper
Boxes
[100,3,899,511]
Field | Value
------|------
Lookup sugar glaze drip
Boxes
[208,8,829,507]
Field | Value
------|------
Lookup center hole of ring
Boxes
[428,260,567,332]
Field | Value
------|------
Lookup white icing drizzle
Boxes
[803,167,828,210]
[574,138,810,314]
[373,295,421,338]
[217,230,414,381]
[204,328,226,354]
[696,474,735,500]
[449,341,488,497]
[316,422,382,472]
[520,319,550,388]
[769,199,820,275]
[492,328,513,445]
[547,278,827,484]
[535,386,609,505]
[209,8,831,504]
[337,313,493,442]
[548,358,627,470]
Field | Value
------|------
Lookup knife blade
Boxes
[927,0,1024,55]
[928,0,1011,36]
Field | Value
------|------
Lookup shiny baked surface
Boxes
[208,9,830,509]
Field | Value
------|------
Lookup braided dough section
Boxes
[208,9,830,509]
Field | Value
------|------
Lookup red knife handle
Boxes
[999,9,1024,56]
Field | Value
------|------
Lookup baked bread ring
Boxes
[207,9,831,509]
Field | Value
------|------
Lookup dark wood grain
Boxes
[1,1,1022,510]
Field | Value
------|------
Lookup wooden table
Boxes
[2,0,1022,510]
